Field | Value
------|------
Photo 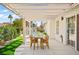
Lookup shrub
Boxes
[0,34,5,45]
[2,26,19,40]
[0,34,4,40]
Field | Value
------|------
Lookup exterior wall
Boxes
[54,6,79,50]
[55,16,77,44]
[46,19,55,39]
[55,16,67,44]
[50,19,55,39]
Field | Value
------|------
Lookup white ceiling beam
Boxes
[19,13,60,15]
[4,3,76,19]
[11,7,70,10]
[7,3,71,10]
[15,10,64,13]
[15,9,65,12]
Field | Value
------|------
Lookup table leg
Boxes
[40,39,44,49]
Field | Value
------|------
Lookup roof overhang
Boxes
[3,3,79,20]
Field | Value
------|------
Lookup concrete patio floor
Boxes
[14,38,79,55]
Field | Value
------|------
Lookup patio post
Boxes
[29,21,31,35]
[23,19,26,45]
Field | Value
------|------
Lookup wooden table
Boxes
[31,32,45,49]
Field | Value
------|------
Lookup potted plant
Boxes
[43,32,47,35]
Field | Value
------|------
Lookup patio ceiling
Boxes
[3,3,79,20]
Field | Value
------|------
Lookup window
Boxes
[68,16,75,34]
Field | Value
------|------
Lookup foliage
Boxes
[0,25,19,41]
[8,14,13,24]
[8,14,13,19]
[0,15,23,54]
[0,34,4,40]
[0,27,3,33]
[3,26,18,40]
[13,18,23,34]
[0,18,22,41]
[0,27,4,40]
[43,32,47,35]
[37,26,45,32]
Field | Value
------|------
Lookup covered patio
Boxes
[3,3,79,54]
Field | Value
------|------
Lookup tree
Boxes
[13,18,23,34]
[8,14,13,24]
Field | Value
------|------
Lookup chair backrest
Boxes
[43,35,49,40]
[29,35,33,40]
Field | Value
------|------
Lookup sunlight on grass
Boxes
[0,36,23,55]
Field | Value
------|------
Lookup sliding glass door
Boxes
[66,16,75,47]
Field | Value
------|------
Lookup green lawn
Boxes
[0,36,23,55]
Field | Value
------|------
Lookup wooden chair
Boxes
[40,35,49,49]
[30,35,38,49]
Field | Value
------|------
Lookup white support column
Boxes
[62,18,68,45]
[75,14,77,50]
[46,19,51,39]
[23,19,26,45]
[29,21,31,36]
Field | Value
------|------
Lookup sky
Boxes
[0,4,20,23]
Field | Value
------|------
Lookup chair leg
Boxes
[46,43,49,48]
[42,44,44,49]
[30,42,32,48]
[37,43,38,49]
[34,43,35,50]
[40,42,44,49]
[40,41,42,49]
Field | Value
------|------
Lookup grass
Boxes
[0,36,23,55]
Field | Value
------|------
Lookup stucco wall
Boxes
[46,19,55,39]
[55,16,67,44]
[54,6,79,46]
